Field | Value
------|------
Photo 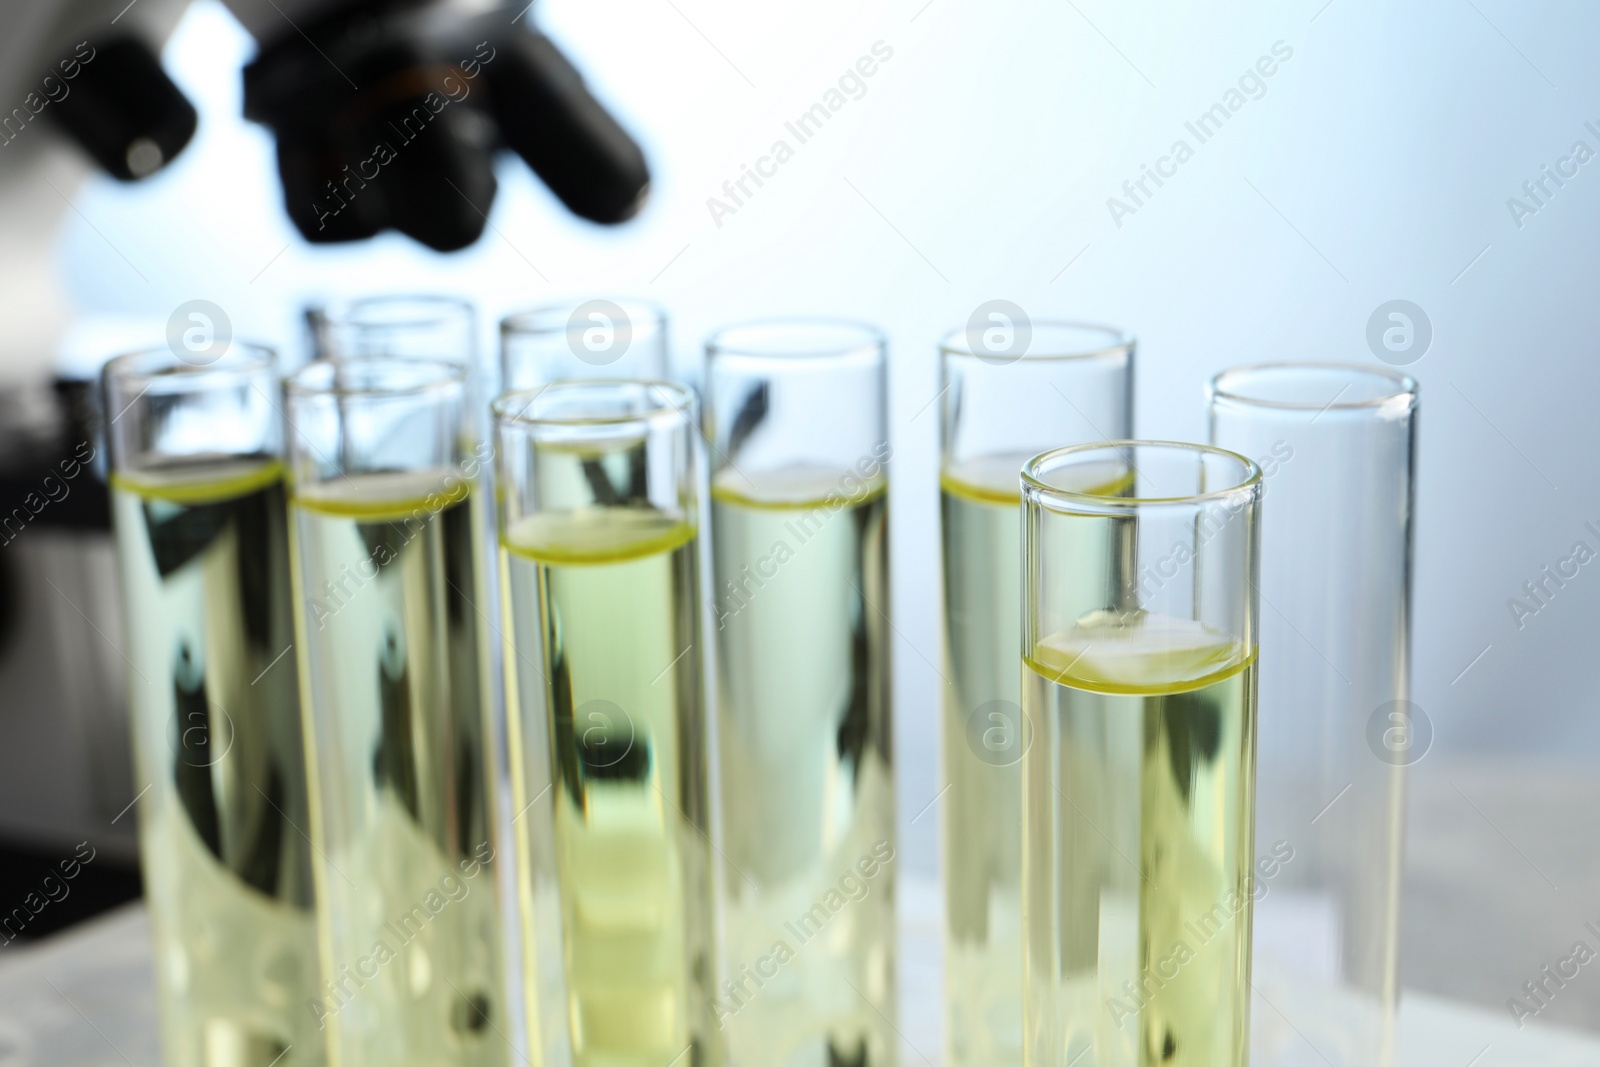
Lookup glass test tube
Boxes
[494,381,719,1067]
[310,295,477,364]
[703,321,896,1067]
[1021,442,1262,1067]
[1208,364,1417,1067]
[938,324,1133,1067]
[283,359,507,1067]
[310,295,485,436]
[500,299,668,390]
[105,344,321,1067]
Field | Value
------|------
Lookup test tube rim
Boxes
[284,356,467,399]
[104,342,277,395]
[315,293,476,331]
[500,297,668,339]
[1210,360,1418,412]
[492,378,695,428]
[1023,438,1262,511]
[705,317,886,365]
[937,319,1133,363]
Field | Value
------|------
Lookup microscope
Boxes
[1,0,649,248]
[0,0,648,857]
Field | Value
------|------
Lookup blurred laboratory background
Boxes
[0,0,1597,1059]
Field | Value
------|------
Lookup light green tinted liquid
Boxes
[940,460,1026,1067]
[710,468,896,1067]
[112,459,322,1067]
[290,473,505,1067]
[501,507,718,1067]
[942,457,1137,1067]
[1023,612,1256,1067]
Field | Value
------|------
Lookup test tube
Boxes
[310,294,477,364]
[938,323,1133,1067]
[105,344,321,1067]
[493,380,719,1067]
[1021,442,1262,1067]
[1208,364,1417,1067]
[283,358,506,1066]
[703,320,895,1067]
[500,299,668,390]
[310,294,486,438]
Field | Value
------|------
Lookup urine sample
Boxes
[493,381,719,1067]
[283,358,507,1067]
[1021,442,1262,1067]
[105,345,322,1067]
[500,299,668,390]
[703,321,895,1067]
[938,323,1133,1067]
[1209,364,1417,1067]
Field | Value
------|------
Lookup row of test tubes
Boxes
[102,298,1416,1067]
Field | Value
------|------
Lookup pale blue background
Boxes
[55,0,1600,1026]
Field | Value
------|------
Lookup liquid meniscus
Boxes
[710,466,896,1067]
[112,457,322,1067]
[290,471,506,1067]
[1023,610,1257,1067]
[501,505,719,1067]
[941,456,1134,1067]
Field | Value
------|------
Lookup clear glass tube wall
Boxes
[283,358,506,1067]
[1022,442,1262,1067]
[105,344,321,1067]
[938,323,1133,1067]
[501,299,668,391]
[310,294,485,438]
[310,294,477,365]
[494,380,719,1067]
[1209,364,1417,1067]
[703,320,896,1067]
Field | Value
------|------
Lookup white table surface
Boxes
[0,877,1595,1067]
